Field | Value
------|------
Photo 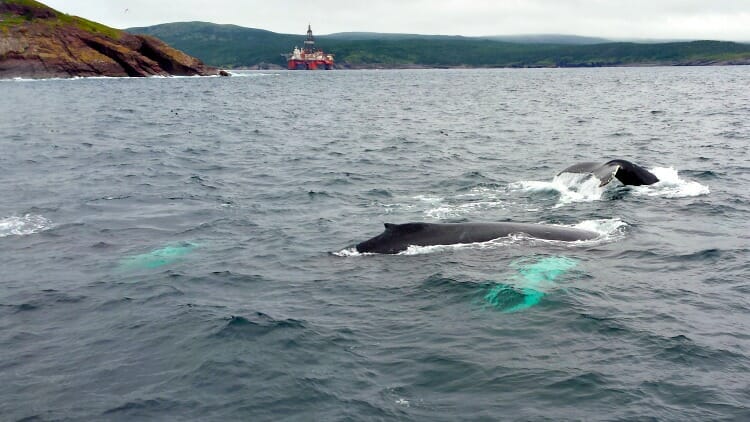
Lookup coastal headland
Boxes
[0,0,218,78]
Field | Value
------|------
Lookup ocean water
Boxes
[1,67,748,421]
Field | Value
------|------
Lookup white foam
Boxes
[3,75,134,82]
[421,188,507,218]
[226,71,280,77]
[510,166,708,205]
[333,247,365,257]
[571,218,628,241]
[2,74,223,83]
[413,194,444,203]
[0,214,52,238]
[395,234,544,256]
[399,241,500,255]
[510,172,605,207]
[425,200,506,219]
[633,167,709,198]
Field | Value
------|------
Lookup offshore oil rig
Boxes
[285,25,334,70]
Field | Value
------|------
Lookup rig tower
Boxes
[285,25,335,70]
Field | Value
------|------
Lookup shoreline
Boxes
[3,62,749,80]
[232,59,750,71]
[232,61,750,71]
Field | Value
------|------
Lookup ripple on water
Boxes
[215,313,306,339]
[2,68,749,421]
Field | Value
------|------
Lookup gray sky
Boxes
[43,0,750,41]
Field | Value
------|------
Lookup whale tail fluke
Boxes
[558,159,659,187]
[558,161,620,186]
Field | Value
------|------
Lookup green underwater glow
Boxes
[484,256,578,313]
[118,242,198,270]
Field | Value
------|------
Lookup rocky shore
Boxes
[0,0,220,78]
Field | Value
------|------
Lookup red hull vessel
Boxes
[285,25,334,70]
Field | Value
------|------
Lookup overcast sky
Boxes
[43,0,750,41]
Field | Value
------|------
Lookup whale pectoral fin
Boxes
[503,288,545,313]
[484,284,545,312]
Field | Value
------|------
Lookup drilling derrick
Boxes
[285,25,335,70]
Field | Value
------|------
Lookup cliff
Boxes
[0,0,219,78]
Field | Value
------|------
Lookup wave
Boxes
[419,188,507,219]
[384,165,708,220]
[333,247,361,257]
[103,397,192,416]
[215,313,306,338]
[571,218,629,241]
[632,167,710,198]
[0,214,52,238]
[510,166,709,206]
[1,74,224,83]
[225,71,281,78]
[424,200,507,219]
[510,172,605,207]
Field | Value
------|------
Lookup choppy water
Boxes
[1,67,749,421]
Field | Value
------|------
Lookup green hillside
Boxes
[0,1,217,79]
[127,22,750,69]
[1,0,121,38]
[127,22,299,68]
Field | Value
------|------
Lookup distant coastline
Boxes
[237,60,750,71]
[128,22,750,71]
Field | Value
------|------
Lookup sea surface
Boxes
[1,67,749,421]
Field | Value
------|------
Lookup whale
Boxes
[355,222,599,254]
[559,159,659,186]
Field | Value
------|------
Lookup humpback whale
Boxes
[559,159,659,186]
[355,222,599,254]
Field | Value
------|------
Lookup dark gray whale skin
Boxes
[559,159,659,186]
[355,222,600,254]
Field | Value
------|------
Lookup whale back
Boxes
[356,222,438,254]
[355,222,598,254]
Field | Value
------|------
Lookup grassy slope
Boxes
[128,22,299,68]
[1,0,122,39]
[128,22,750,68]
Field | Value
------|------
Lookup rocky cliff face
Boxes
[0,0,219,78]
